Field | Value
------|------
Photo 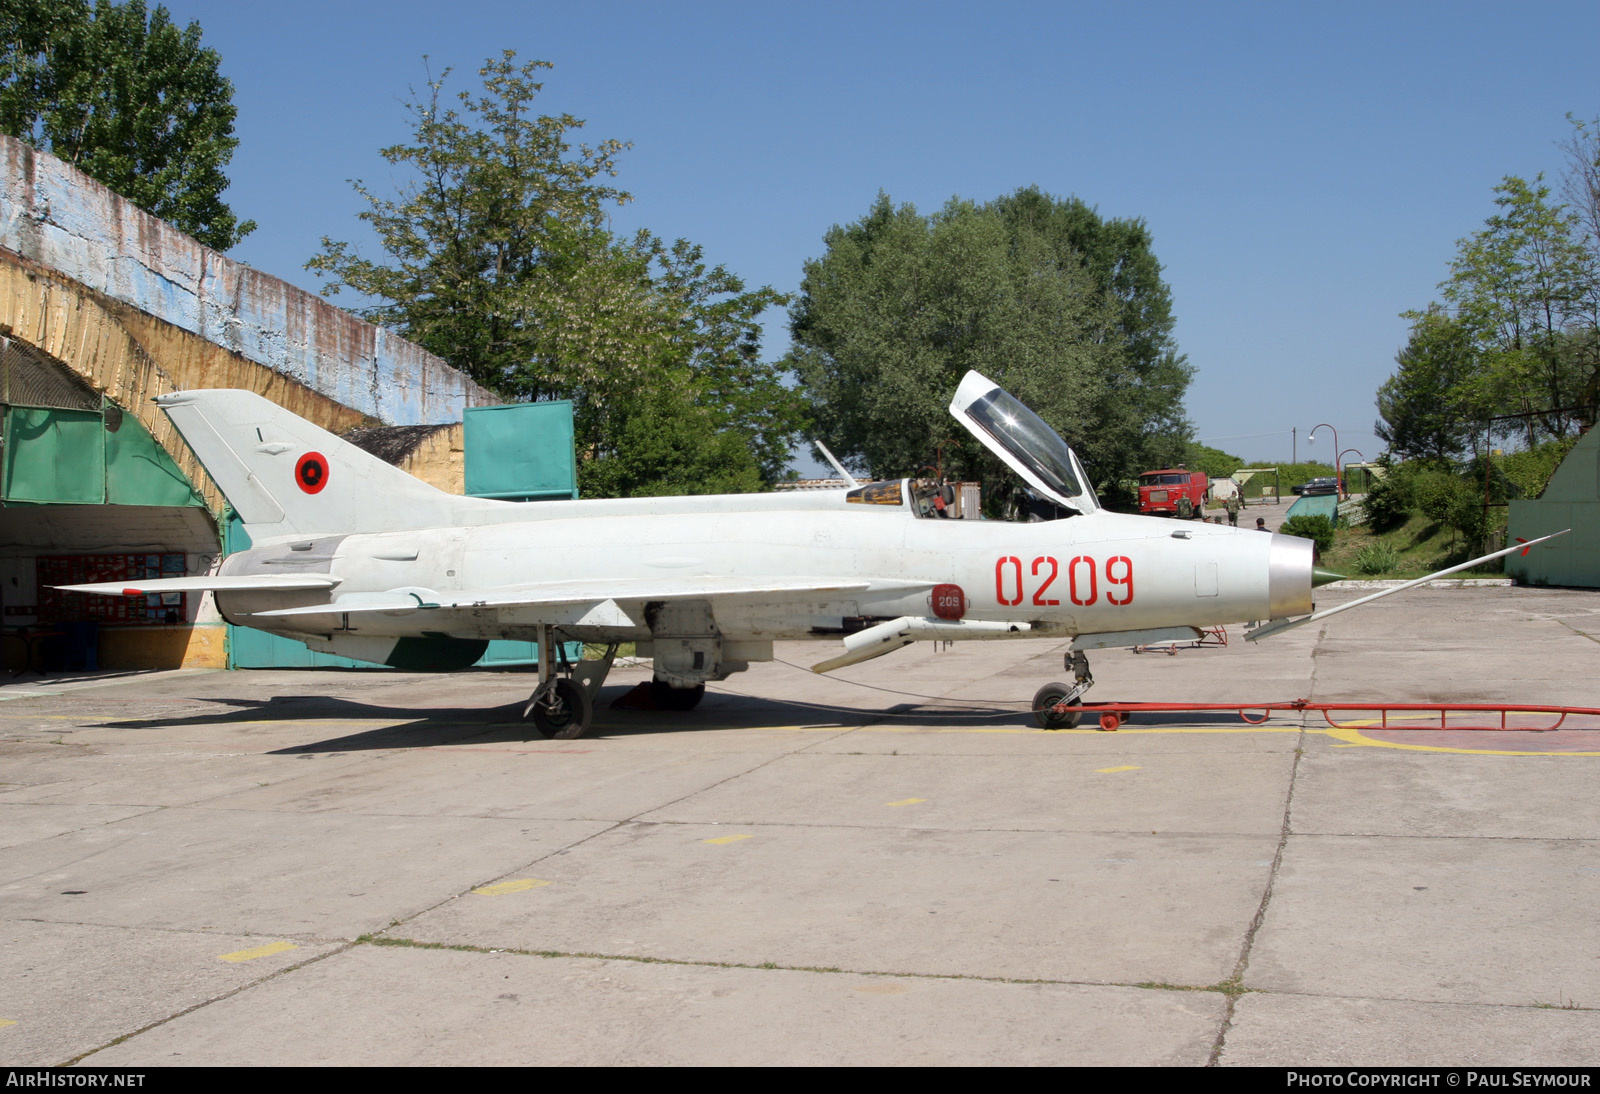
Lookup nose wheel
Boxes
[1032,684,1082,729]
[1033,649,1094,730]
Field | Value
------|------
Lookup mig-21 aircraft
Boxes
[59,371,1561,738]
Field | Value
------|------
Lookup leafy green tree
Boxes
[577,371,764,498]
[1182,442,1245,481]
[309,53,802,496]
[0,0,254,249]
[1560,114,1600,415]
[1409,467,1486,547]
[786,188,1191,489]
[1279,514,1335,555]
[1376,307,1482,462]
[1440,175,1595,440]
[308,53,637,396]
[1359,456,1412,532]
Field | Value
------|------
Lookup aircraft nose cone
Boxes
[1267,533,1315,618]
[1312,567,1347,587]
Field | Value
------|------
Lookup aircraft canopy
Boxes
[949,370,1097,515]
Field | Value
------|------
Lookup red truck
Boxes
[1138,468,1210,518]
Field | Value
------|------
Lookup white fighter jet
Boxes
[59,371,1560,738]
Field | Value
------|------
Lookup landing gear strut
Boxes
[1033,649,1095,730]
[523,628,617,740]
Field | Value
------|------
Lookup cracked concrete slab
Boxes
[0,582,1593,1065]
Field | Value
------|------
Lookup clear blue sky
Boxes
[176,0,1600,471]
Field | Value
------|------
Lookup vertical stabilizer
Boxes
[158,389,486,539]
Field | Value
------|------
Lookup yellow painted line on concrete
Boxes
[1322,725,1600,757]
[885,798,928,807]
[218,941,298,963]
[1096,765,1141,774]
[702,834,754,845]
[855,981,910,995]
[689,723,1305,736]
[0,1018,16,1029]
[0,714,124,723]
[471,878,552,896]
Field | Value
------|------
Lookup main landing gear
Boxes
[1033,649,1095,729]
[523,627,617,740]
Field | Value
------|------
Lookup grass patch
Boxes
[584,642,637,659]
[1134,976,1247,996]
[1322,514,1507,580]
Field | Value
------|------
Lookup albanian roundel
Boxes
[295,451,329,494]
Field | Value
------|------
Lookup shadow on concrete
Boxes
[83,684,1280,752]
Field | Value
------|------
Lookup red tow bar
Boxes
[1059,700,1600,733]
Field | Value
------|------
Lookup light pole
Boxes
[1337,448,1366,494]
[1307,423,1341,499]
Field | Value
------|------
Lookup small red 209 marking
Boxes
[295,451,329,494]
[994,555,1134,607]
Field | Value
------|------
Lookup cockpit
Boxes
[843,478,960,518]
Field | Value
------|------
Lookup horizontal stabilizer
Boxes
[56,575,342,596]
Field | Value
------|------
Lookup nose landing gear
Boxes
[1033,649,1095,729]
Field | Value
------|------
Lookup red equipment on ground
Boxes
[1138,468,1209,518]
[1045,698,1600,733]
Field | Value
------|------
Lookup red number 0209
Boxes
[995,555,1133,607]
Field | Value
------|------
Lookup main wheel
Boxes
[1032,682,1083,729]
[650,679,706,711]
[532,679,593,740]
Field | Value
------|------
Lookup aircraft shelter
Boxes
[0,136,575,672]
[1507,425,1600,589]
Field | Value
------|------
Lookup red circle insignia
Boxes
[295,452,329,494]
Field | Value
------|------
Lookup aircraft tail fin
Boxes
[157,389,496,539]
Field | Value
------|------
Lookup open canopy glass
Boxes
[948,370,1097,514]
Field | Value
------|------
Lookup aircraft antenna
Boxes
[812,440,859,488]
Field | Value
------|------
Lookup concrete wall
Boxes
[0,137,504,672]
[0,136,499,426]
[394,424,466,494]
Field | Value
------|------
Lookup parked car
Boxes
[1295,477,1339,496]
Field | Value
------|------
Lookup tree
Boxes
[0,0,254,250]
[1375,307,1481,462]
[308,53,636,396]
[309,53,802,496]
[1440,175,1595,440]
[1559,114,1600,415]
[785,188,1192,489]
[1182,442,1246,481]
